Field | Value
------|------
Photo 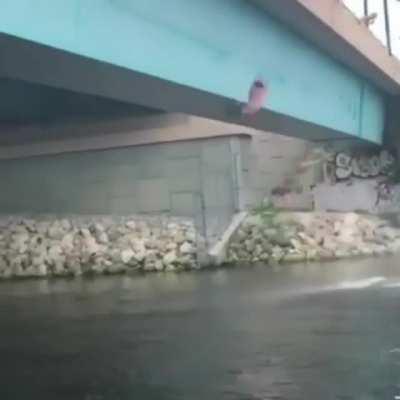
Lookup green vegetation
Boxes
[251,200,278,225]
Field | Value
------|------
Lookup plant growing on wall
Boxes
[251,199,278,225]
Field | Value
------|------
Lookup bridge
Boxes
[1,0,400,145]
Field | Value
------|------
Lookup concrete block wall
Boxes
[0,137,238,243]
[239,131,313,207]
[0,115,316,243]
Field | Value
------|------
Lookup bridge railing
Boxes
[343,0,400,59]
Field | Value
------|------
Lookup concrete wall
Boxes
[0,136,240,243]
[0,114,312,206]
[240,132,311,207]
[0,115,315,242]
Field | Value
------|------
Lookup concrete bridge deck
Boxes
[0,0,399,144]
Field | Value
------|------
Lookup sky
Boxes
[342,0,400,59]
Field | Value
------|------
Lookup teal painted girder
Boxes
[0,0,385,143]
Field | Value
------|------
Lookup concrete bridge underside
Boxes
[0,0,400,144]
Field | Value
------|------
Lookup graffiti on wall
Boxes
[322,149,399,207]
[269,145,400,212]
[324,149,396,182]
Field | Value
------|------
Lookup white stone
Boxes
[22,219,36,231]
[333,220,342,234]
[244,239,256,253]
[121,249,135,264]
[36,222,49,236]
[0,215,200,279]
[337,227,358,245]
[283,252,306,263]
[60,219,72,231]
[83,235,100,256]
[93,223,105,232]
[61,233,75,253]
[306,248,319,261]
[372,245,387,256]
[165,242,178,251]
[177,254,194,268]
[48,245,63,263]
[375,226,400,241]
[334,249,352,259]
[387,238,400,254]
[173,231,186,244]
[322,236,339,252]
[154,260,164,271]
[342,213,359,227]
[358,245,374,256]
[185,229,196,243]
[97,232,109,244]
[163,251,177,266]
[36,264,47,277]
[254,244,263,257]
[66,257,82,276]
[54,261,66,276]
[2,269,12,279]
[80,228,91,238]
[144,252,158,271]
[32,254,47,267]
[235,229,248,242]
[48,222,65,240]
[180,241,195,255]
[131,238,146,252]
[271,246,285,261]
[107,264,127,274]
[125,220,136,230]
[10,233,29,254]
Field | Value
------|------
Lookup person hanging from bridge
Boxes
[241,78,268,116]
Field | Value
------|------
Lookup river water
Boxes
[1,257,400,399]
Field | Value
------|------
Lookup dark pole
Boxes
[383,0,392,55]
[363,0,368,17]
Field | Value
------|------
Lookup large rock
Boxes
[283,252,306,263]
[178,255,198,269]
[144,251,159,271]
[173,231,186,244]
[36,264,48,277]
[244,239,256,253]
[96,231,109,245]
[61,233,75,253]
[81,230,100,254]
[180,241,195,255]
[322,235,339,252]
[263,228,278,240]
[235,229,248,242]
[65,255,82,276]
[163,251,177,267]
[342,213,360,227]
[60,219,72,232]
[185,228,197,243]
[48,222,65,240]
[125,220,137,230]
[271,227,295,247]
[270,246,285,262]
[47,245,64,264]
[165,242,178,251]
[261,239,273,253]
[375,226,400,241]
[106,263,127,274]
[121,249,135,264]
[36,222,50,236]
[387,238,400,254]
